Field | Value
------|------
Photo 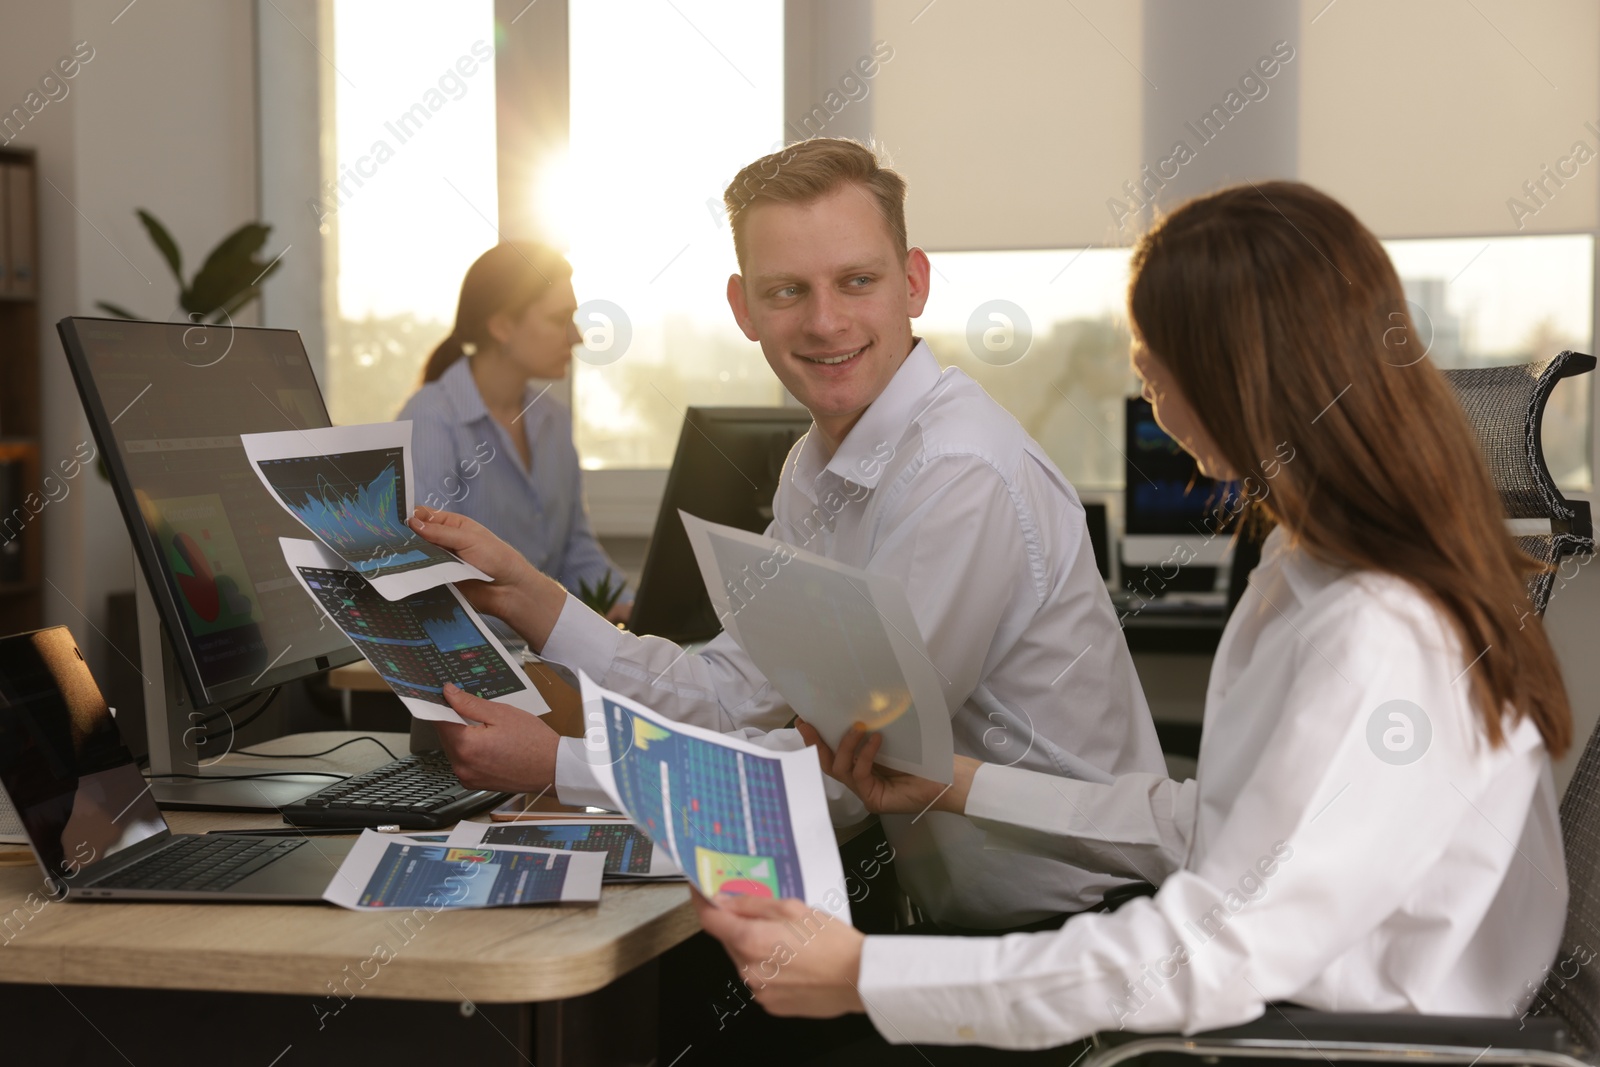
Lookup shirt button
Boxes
[958,1026,976,1039]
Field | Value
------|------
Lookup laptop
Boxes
[0,627,352,902]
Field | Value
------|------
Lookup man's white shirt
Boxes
[855,527,1567,1047]
[542,339,1166,928]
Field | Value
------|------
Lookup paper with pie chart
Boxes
[241,421,488,600]
[679,513,954,784]
[577,674,850,920]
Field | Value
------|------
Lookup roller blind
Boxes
[1298,0,1600,237]
[869,0,1145,251]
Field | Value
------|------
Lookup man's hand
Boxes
[605,600,633,627]
[433,683,561,794]
[692,892,866,1018]
[409,506,569,649]
[798,720,980,816]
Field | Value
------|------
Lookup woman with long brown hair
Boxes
[398,241,631,623]
[693,181,1574,1053]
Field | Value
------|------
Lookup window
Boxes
[561,0,786,470]
[921,235,1593,493]
[325,0,498,427]
[919,248,1137,491]
[1383,234,1593,489]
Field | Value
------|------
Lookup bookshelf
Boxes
[0,146,41,636]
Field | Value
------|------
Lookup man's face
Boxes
[727,183,930,449]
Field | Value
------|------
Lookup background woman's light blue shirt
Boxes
[396,356,628,600]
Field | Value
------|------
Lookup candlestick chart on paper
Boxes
[602,697,803,900]
[297,565,524,705]
[255,447,450,578]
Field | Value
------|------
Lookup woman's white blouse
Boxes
[856,528,1566,1049]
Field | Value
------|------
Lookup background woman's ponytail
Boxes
[420,241,572,384]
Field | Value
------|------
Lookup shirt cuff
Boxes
[553,736,620,810]
[541,591,626,682]
[857,935,1016,1047]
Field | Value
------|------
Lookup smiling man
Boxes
[411,137,1164,932]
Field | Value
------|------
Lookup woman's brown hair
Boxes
[421,241,572,383]
[1129,180,1571,757]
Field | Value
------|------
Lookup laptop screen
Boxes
[0,628,167,884]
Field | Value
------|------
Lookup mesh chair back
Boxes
[1550,725,1600,1051]
[1441,351,1595,613]
[1464,353,1600,1047]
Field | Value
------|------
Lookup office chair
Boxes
[1445,350,1596,613]
[1082,351,1598,1067]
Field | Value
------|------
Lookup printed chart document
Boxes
[578,675,851,919]
[281,537,549,723]
[448,819,684,881]
[679,513,954,784]
[242,422,489,599]
[322,830,605,911]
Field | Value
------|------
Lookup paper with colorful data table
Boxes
[576,674,851,920]
[322,830,604,911]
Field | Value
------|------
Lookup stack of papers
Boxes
[240,422,549,724]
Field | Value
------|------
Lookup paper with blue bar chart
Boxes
[322,830,605,911]
[280,537,548,723]
[241,422,489,600]
[577,674,850,920]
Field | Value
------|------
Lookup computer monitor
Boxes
[1123,396,1240,536]
[629,406,814,643]
[58,318,361,808]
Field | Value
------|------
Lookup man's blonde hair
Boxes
[722,138,908,269]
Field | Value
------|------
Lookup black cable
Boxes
[193,688,269,728]
[233,736,400,762]
[141,770,348,782]
[195,686,280,748]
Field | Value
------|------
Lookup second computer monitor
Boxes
[1123,396,1240,536]
[629,406,814,643]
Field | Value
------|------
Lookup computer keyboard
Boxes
[90,837,305,892]
[282,751,509,829]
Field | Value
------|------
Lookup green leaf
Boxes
[578,573,625,614]
[135,209,183,286]
[94,300,141,319]
[185,222,272,316]
[210,285,261,323]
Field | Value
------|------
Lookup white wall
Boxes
[0,0,258,681]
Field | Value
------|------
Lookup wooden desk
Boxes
[0,731,697,1065]
[0,730,696,1002]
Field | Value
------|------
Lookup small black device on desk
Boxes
[281,751,508,829]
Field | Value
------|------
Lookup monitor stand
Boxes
[135,567,328,812]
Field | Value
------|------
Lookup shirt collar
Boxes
[1260,525,1349,606]
[441,356,548,428]
[791,338,943,498]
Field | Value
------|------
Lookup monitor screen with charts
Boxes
[58,318,359,708]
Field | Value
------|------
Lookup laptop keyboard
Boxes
[89,836,305,892]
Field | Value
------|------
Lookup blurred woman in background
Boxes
[398,242,630,624]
